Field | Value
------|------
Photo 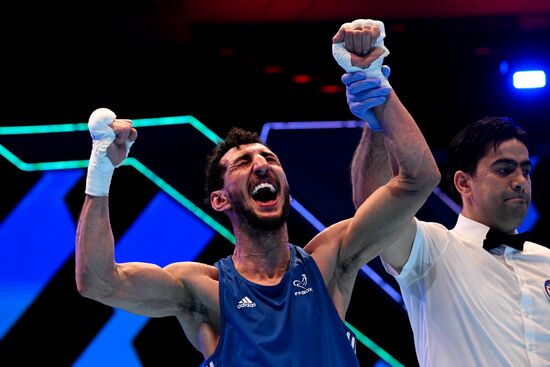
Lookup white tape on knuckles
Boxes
[89,108,117,142]
[332,19,390,87]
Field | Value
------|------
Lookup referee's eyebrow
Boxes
[491,158,532,167]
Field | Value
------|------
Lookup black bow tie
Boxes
[483,228,529,252]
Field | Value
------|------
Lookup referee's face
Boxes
[460,139,531,233]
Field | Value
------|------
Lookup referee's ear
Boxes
[454,170,472,198]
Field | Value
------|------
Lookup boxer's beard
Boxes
[230,189,290,231]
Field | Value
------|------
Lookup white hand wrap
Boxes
[85,108,117,197]
[332,19,390,87]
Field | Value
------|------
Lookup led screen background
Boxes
[1,3,550,366]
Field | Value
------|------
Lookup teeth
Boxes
[252,183,276,196]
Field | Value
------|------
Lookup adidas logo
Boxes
[237,296,257,309]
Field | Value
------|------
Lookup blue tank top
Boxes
[202,244,359,367]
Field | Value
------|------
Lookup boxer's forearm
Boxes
[75,195,118,299]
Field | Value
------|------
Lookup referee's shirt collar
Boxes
[452,214,517,248]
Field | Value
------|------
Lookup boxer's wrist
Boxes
[85,108,117,197]
[364,110,382,132]
[85,141,115,196]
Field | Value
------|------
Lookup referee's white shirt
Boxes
[383,214,550,367]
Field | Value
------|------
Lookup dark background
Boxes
[1,1,550,366]
[2,1,550,149]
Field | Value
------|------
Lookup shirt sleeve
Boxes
[382,218,450,286]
